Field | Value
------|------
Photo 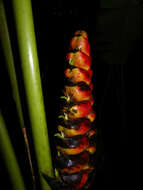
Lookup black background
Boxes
[0,0,142,189]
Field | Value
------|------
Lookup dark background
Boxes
[0,0,142,189]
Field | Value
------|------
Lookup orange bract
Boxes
[66,51,91,71]
[63,102,92,120]
[56,136,89,155]
[64,85,92,102]
[65,67,92,85]
[87,111,96,122]
[74,30,88,39]
[70,36,90,56]
[58,120,91,137]
[59,163,93,174]
[87,145,96,154]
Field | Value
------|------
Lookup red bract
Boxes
[70,31,90,56]
[64,85,92,102]
[64,67,92,85]
[66,51,91,71]
[63,102,92,120]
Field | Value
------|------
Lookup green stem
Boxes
[0,112,27,190]
[0,0,24,129]
[0,0,36,186]
[12,0,53,189]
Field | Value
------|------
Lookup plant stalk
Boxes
[12,0,54,189]
[0,112,27,190]
[0,0,35,186]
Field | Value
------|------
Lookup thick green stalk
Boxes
[0,0,25,129]
[12,0,53,189]
[0,112,27,190]
[0,0,35,185]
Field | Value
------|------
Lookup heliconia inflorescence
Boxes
[42,30,96,190]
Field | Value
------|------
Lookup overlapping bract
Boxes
[54,30,96,190]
